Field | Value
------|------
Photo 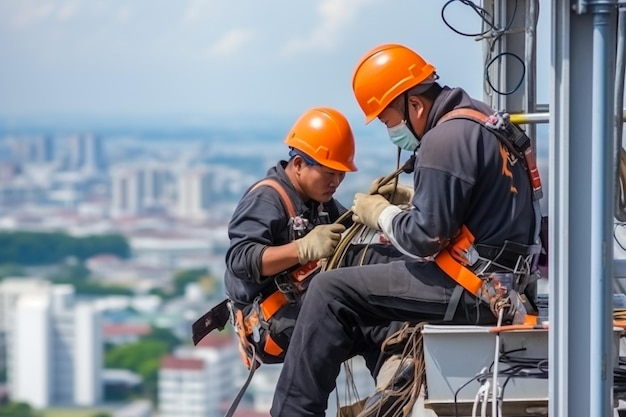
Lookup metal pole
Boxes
[551,1,617,416]
[524,0,539,150]
[549,3,572,415]
[589,2,616,415]
[509,109,626,125]
[614,10,626,222]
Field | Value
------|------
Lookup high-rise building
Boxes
[110,167,145,217]
[175,168,212,220]
[6,135,54,164]
[67,134,106,174]
[6,283,102,408]
[159,337,240,417]
[110,164,171,217]
[31,135,54,163]
[0,279,51,389]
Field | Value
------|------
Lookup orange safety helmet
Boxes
[284,106,358,172]
[352,43,436,124]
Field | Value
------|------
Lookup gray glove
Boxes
[369,177,414,205]
[295,223,346,264]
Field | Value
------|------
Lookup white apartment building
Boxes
[110,164,171,217]
[159,337,241,417]
[67,134,106,174]
[175,168,212,220]
[5,282,102,408]
[0,279,51,382]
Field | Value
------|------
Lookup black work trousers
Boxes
[270,259,496,417]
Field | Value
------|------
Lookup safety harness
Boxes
[231,178,321,368]
[191,178,324,417]
[433,109,544,323]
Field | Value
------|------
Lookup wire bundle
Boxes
[441,0,536,97]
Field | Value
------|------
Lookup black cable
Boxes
[441,0,495,37]
[452,371,491,417]
[441,0,528,98]
[615,223,626,252]
[484,52,526,96]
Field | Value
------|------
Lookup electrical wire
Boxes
[440,0,527,98]
[615,222,626,253]
[484,52,526,96]
[490,308,504,417]
[441,0,495,37]
[451,345,551,417]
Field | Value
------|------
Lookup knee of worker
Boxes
[307,269,348,300]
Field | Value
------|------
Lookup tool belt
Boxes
[233,260,320,368]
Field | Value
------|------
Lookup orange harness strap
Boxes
[250,179,320,287]
[437,108,490,126]
[434,109,543,325]
[435,250,483,296]
[237,178,318,361]
[437,108,543,200]
[434,225,483,297]
[250,179,296,217]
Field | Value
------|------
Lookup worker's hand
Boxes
[368,177,414,205]
[351,193,390,231]
[295,223,346,264]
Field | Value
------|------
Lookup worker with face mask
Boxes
[270,44,539,417]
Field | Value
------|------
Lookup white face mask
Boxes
[387,121,420,151]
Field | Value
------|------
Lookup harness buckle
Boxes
[485,111,509,130]
[274,274,300,305]
[251,297,263,343]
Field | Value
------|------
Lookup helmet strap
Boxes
[403,92,420,147]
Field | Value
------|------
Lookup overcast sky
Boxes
[0,0,550,127]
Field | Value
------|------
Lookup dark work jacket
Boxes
[389,86,535,258]
[224,161,349,306]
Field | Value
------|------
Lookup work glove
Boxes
[369,177,414,205]
[351,193,390,231]
[295,223,346,264]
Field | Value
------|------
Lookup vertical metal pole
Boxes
[589,2,617,414]
[551,1,617,417]
[524,0,538,149]
[614,10,626,222]
[549,4,572,415]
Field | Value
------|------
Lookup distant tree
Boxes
[104,326,183,402]
[50,262,91,282]
[143,326,180,350]
[172,267,210,296]
[69,281,134,296]
[0,402,42,417]
[148,287,172,301]
[0,232,130,266]
[0,263,26,279]
[91,413,112,417]
[105,339,170,402]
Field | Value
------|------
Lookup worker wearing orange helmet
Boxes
[271,45,539,416]
[224,106,404,373]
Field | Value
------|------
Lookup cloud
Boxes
[114,5,132,22]
[281,0,377,56]
[11,3,55,28]
[206,28,253,57]
[182,0,219,24]
[56,0,80,21]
